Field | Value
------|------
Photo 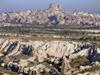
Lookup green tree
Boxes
[93,37,97,40]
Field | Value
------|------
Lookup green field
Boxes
[0,22,100,46]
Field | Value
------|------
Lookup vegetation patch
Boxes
[47,53,50,58]
[70,56,89,68]
[58,58,63,63]
[5,71,17,75]
[0,73,3,75]
[41,69,48,75]
[79,66,100,74]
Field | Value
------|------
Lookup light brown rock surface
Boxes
[61,55,71,73]
[4,56,10,63]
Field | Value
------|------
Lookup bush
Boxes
[3,52,7,56]
[41,69,47,75]
[84,37,89,40]
[14,57,16,60]
[89,37,91,39]
[47,54,50,58]
[93,37,97,40]
[43,69,46,73]
[80,36,84,40]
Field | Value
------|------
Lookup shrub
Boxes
[47,54,50,58]
[3,52,7,56]
[41,69,47,75]
[93,37,97,40]
[80,36,84,40]
[14,57,16,60]
[84,37,89,40]
[43,69,46,74]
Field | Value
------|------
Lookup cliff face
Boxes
[0,3,100,26]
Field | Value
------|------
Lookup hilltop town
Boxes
[0,3,100,26]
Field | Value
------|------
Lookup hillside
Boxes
[0,39,100,75]
[0,3,100,26]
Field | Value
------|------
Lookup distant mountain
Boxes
[0,3,100,26]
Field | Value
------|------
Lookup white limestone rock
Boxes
[77,72,90,75]
[93,61,100,66]
[80,65,92,70]
[3,73,10,75]
[69,47,92,60]
[1,63,5,67]
[37,57,44,62]
[0,53,4,57]
[0,39,9,51]
[17,59,28,67]
[27,57,36,62]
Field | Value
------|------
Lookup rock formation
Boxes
[0,3,100,26]
[18,66,24,73]
[4,56,10,63]
[93,61,100,67]
[49,3,58,10]
[0,39,95,59]
[29,70,37,75]
[1,39,100,75]
[48,3,62,11]
[61,55,71,73]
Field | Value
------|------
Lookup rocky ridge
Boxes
[0,39,95,58]
[0,39,100,75]
[0,3,100,26]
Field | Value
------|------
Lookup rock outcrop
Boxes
[48,3,63,11]
[0,39,95,59]
[61,55,71,73]
[1,39,100,75]
[18,66,24,74]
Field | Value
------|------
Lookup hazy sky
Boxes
[0,0,100,13]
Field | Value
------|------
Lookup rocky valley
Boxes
[0,3,100,26]
[0,2,100,75]
[0,39,100,75]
